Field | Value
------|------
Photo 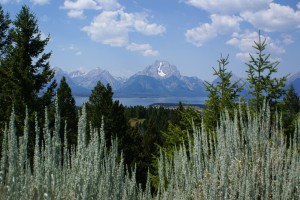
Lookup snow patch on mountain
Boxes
[157,62,166,77]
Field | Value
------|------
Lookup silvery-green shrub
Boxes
[0,102,299,199]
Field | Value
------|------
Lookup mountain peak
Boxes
[137,60,181,79]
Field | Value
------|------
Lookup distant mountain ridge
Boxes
[53,61,300,98]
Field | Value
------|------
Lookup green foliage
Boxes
[162,104,201,156]
[0,5,11,128]
[246,31,287,112]
[281,85,300,141]
[0,103,299,199]
[86,81,128,150]
[0,5,56,127]
[0,104,152,199]
[0,5,10,60]
[156,106,300,199]
[56,76,78,147]
[204,55,243,131]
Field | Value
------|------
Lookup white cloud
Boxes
[62,0,164,56]
[227,31,286,61]
[126,43,158,56]
[297,2,300,10]
[61,44,82,56]
[62,0,100,10]
[0,0,21,3]
[82,9,165,52]
[133,13,166,35]
[185,14,242,46]
[281,34,294,45]
[81,10,130,47]
[183,0,271,14]
[61,0,121,19]
[30,0,49,5]
[241,3,300,32]
[67,10,85,19]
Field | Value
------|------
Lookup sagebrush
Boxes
[0,103,299,199]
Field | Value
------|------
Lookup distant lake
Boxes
[75,96,207,107]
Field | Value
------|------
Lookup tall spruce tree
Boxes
[86,81,128,146]
[204,55,243,130]
[0,5,10,60]
[1,5,56,125]
[56,76,77,147]
[281,85,300,140]
[246,31,287,112]
[0,5,11,126]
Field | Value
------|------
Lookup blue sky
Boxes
[1,0,300,81]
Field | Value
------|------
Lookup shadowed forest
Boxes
[0,6,299,199]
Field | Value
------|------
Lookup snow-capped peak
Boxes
[157,62,167,77]
[69,70,86,78]
[136,60,181,79]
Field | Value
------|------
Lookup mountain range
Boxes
[53,60,300,98]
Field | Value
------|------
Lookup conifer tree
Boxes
[87,81,128,146]
[0,5,10,60]
[204,55,243,130]
[246,31,287,112]
[0,5,11,126]
[0,5,56,125]
[281,85,300,140]
[56,76,77,146]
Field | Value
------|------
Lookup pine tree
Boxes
[281,85,300,141]
[246,31,287,112]
[86,81,128,145]
[0,5,11,126]
[0,5,56,125]
[56,76,77,147]
[0,5,10,60]
[204,55,243,130]
[87,81,113,132]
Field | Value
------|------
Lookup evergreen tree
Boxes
[0,5,11,126]
[246,31,287,112]
[0,5,56,124]
[86,81,128,146]
[87,81,113,133]
[203,55,243,130]
[281,85,300,141]
[56,76,77,147]
[0,5,10,59]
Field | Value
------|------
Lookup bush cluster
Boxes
[0,102,299,199]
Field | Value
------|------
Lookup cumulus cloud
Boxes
[241,3,300,32]
[30,0,49,5]
[227,31,286,61]
[126,43,158,56]
[62,0,163,56]
[185,14,242,46]
[82,9,164,55]
[61,0,121,19]
[183,0,271,14]
[67,10,85,19]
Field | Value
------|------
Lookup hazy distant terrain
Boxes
[54,61,300,98]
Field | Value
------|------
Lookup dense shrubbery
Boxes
[0,102,299,199]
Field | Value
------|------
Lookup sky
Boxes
[1,0,300,81]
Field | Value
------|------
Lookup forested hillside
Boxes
[0,6,299,199]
